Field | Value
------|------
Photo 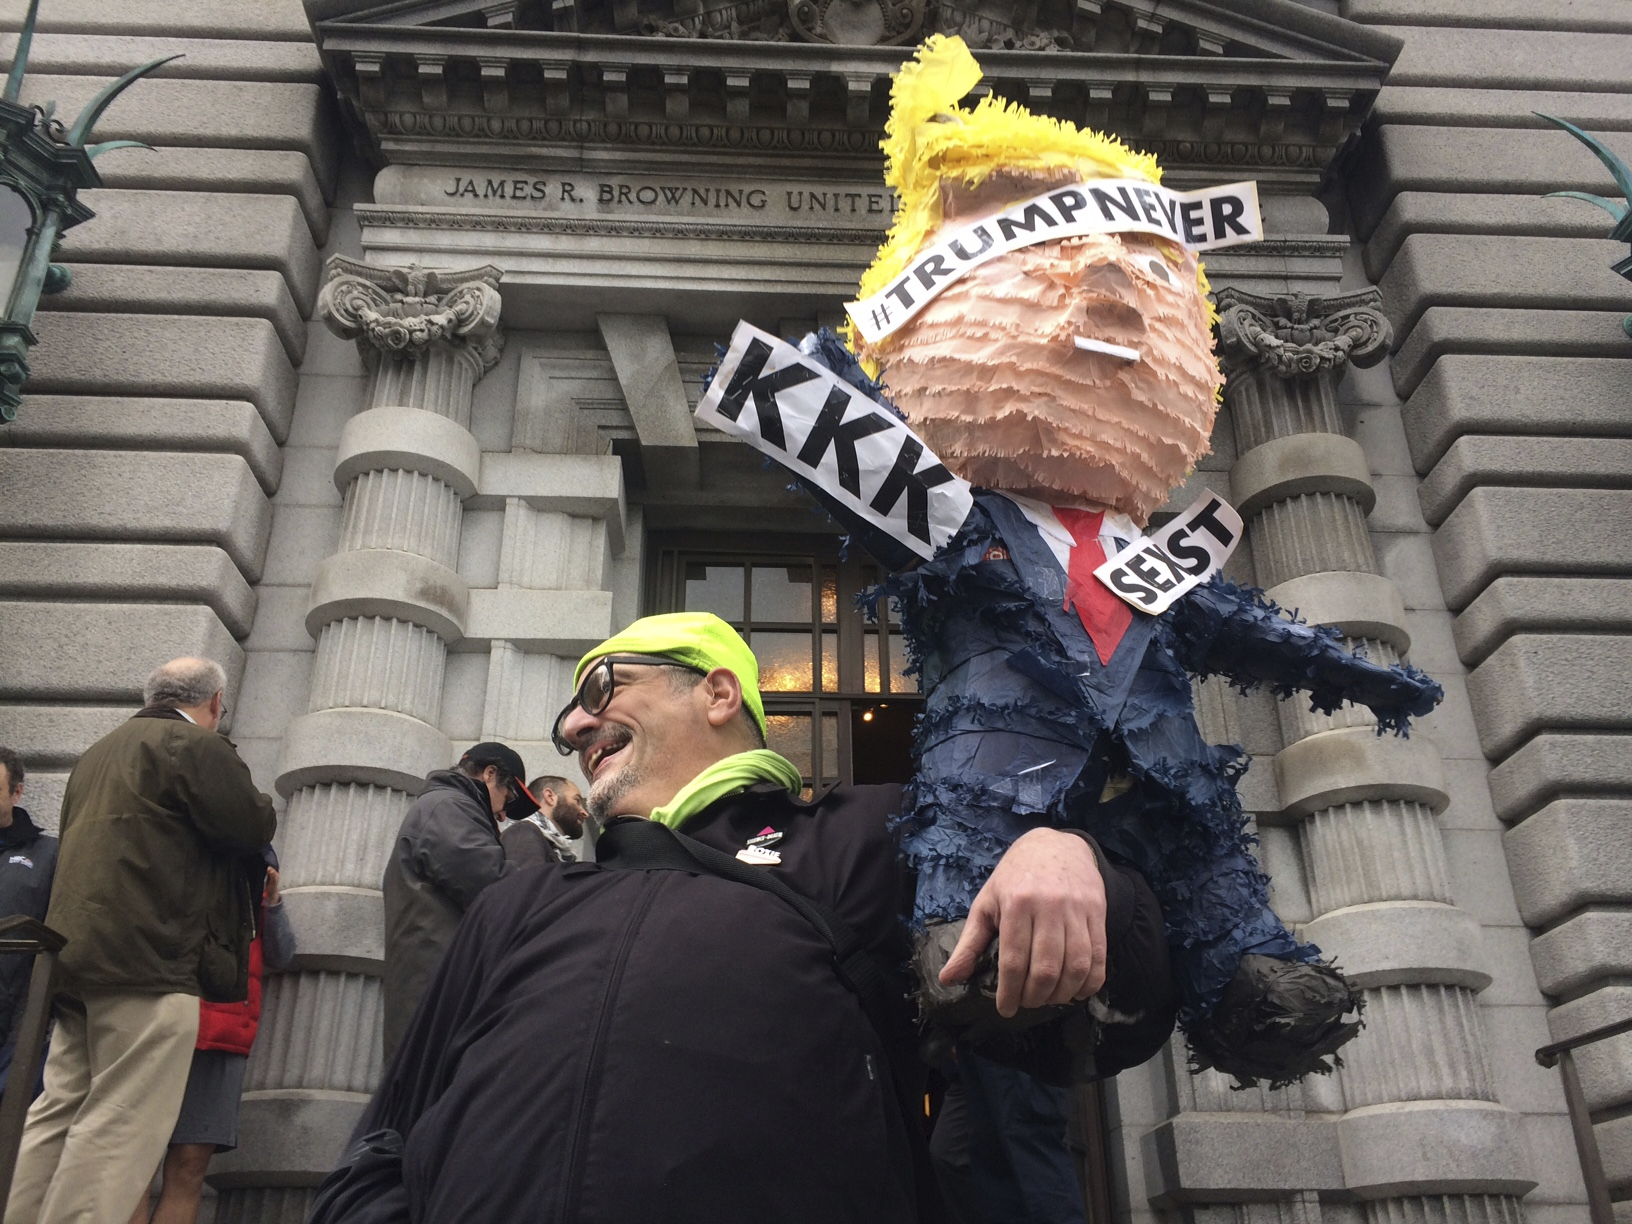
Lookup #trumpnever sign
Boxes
[696,323,975,560]
[846,178,1263,344]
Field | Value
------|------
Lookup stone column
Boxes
[211,258,503,1224]
[1219,289,1534,1217]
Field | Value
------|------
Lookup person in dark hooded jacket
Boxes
[381,742,536,1059]
[0,747,56,1092]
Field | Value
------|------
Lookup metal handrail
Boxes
[0,915,65,1210]
[1536,1014,1632,1224]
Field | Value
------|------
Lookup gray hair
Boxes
[661,666,765,748]
[143,657,227,709]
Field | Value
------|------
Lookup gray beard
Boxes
[587,764,643,823]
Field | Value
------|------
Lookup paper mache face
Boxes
[849,39,1226,526]
[856,170,1221,523]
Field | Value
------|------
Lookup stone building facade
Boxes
[0,0,1626,1220]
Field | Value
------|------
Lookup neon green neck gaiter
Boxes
[647,750,804,830]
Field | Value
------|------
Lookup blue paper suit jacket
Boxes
[879,493,1440,1025]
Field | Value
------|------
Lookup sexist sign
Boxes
[1093,493,1244,615]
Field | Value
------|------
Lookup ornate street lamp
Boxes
[1537,112,1632,338]
[0,0,174,421]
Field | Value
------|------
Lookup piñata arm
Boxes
[1166,577,1443,733]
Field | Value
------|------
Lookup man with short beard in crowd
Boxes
[311,612,1176,1224]
[502,775,590,867]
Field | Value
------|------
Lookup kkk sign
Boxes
[696,323,974,560]
[847,178,1262,343]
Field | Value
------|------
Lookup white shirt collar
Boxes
[174,708,197,725]
[997,493,1139,575]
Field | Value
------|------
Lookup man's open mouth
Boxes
[584,732,632,780]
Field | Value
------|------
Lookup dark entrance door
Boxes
[646,531,923,789]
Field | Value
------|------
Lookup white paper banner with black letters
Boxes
[1094,492,1244,615]
[696,322,974,560]
[846,178,1262,343]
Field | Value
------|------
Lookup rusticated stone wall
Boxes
[1344,0,1632,1217]
[0,0,333,826]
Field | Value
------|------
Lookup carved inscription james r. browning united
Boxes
[441,174,898,218]
[372,166,898,228]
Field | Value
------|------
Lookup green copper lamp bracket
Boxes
[1537,112,1632,338]
[0,0,178,420]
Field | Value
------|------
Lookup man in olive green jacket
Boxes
[5,658,276,1224]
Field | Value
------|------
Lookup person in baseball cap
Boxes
[380,742,531,1058]
[458,741,539,823]
[566,611,770,741]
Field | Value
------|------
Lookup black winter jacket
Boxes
[381,770,512,1059]
[322,782,1175,1224]
[0,809,55,1046]
[499,815,573,869]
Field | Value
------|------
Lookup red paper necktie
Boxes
[1053,507,1133,667]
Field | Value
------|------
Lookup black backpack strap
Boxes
[597,819,901,1040]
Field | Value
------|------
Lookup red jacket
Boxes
[197,896,295,1056]
[197,929,264,1055]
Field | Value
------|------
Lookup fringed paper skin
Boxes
[854,39,1223,524]
[771,327,1441,1081]
[859,35,1168,310]
[760,34,1444,1083]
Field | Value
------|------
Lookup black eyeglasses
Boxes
[550,654,708,756]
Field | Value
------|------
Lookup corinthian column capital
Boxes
[317,255,505,376]
[1215,287,1392,381]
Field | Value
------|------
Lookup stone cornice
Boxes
[362,110,1353,177]
[317,23,1392,173]
[319,23,1394,73]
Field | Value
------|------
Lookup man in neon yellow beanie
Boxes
[556,611,799,832]
[311,611,1176,1224]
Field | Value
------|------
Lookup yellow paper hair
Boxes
[859,35,1162,306]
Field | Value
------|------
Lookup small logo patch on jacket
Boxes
[746,827,783,849]
[735,845,782,866]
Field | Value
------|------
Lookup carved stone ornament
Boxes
[316,255,505,373]
[1214,287,1392,381]
[933,0,1069,51]
[641,0,791,40]
[788,0,926,46]
[636,0,1062,46]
